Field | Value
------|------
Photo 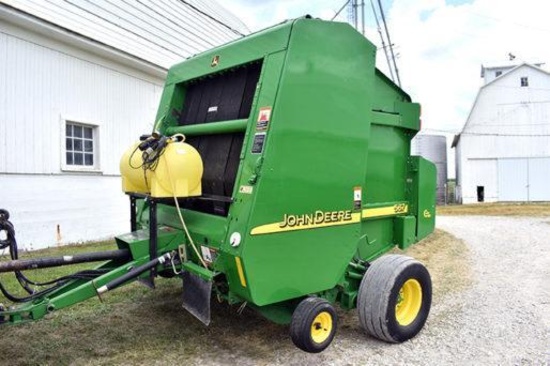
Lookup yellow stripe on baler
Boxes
[235,257,247,287]
[362,203,408,219]
[249,204,409,236]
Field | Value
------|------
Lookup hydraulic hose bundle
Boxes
[129,133,172,171]
[0,209,111,302]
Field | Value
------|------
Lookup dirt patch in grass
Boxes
[438,202,550,217]
[401,229,472,299]
[0,231,470,365]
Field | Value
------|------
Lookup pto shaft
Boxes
[96,251,174,294]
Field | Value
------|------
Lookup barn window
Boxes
[520,77,528,87]
[64,121,99,170]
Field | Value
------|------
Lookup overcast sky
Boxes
[221,0,550,135]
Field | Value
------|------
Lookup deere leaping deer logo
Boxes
[423,209,432,218]
[211,55,220,67]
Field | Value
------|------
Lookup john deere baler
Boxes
[0,17,436,353]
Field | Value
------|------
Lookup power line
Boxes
[468,122,550,127]
[369,0,394,81]
[422,128,461,134]
[462,132,550,137]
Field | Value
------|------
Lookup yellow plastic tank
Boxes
[120,140,203,198]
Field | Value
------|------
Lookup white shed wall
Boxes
[1,175,127,250]
[0,22,164,248]
[0,24,164,175]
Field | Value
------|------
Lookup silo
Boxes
[411,135,448,204]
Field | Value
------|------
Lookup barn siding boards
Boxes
[0,29,162,175]
[0,0,247,69]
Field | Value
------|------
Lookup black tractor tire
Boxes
[290,297,338,353]
[357,254,432,343]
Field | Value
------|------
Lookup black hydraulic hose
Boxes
[0,211,14,250]
[29,269,110,286]
[97,251,174,295]
[0,208,131,302]
[0,280,65,303]
[0,209,36,293]
[0,249,131,273]
[0,269,111,303]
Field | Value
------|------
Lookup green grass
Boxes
[0,232,470,365]
[0,241,288,365]
[438,202,550,216]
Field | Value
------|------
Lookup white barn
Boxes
[0,0,247,249]
[453,62,550,203]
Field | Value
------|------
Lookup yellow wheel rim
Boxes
[395,279,422,326]
[310,311,333,344]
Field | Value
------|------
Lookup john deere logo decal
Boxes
[250,202,409,236]
[211,55,220,67]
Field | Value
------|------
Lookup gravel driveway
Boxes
[425,216,549,365]
[271,215,550,365]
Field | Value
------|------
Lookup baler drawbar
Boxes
[0,17,437,353]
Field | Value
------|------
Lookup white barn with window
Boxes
[0,0,247,249]
[453,62,550,203]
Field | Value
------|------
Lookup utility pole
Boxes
[361,0,365,35]
[377,0,401,86]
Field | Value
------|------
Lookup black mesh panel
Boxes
[175,61,262,216]
[179,62,262,125]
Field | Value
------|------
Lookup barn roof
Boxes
[452,62,550,148]
[0,0,248,70]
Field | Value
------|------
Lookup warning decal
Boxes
[353,186,362,210]
[256,107,272,131]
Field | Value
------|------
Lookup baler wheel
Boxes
[290,297,337,353]
[357,254,432,343]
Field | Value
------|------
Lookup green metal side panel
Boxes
[355,122,412,261]
[415,157,436,240]
[240,19,376,306]
[394,215,417,249]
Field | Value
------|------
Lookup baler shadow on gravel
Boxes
[0,17,436,352]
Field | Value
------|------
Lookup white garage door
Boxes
[498,159,528,201]
[528,158,550,201]
[498,158,550,201]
